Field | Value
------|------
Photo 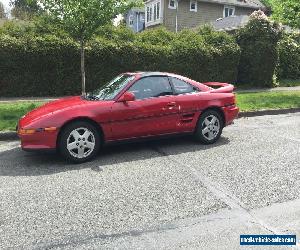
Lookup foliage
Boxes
[278,79,300,87]
[260,0,300,29]
[10,0,42,19]
[136,27,176,46]
[40,0,134,95]
[95,24,136,43]
[278,32,300,79]
[0,29,240,97]
[236,11,282,87]
[41,0,132,42]
[271,0,300,29]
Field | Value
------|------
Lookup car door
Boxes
[109,76,179,140]
[169,77,204,132]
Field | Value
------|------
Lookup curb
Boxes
[239,108,300,118]
[0,108,299,142]
[0,132,19,141]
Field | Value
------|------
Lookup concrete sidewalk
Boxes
[0,97,61,103]
[236,85,300,93]
[0,86,299,103]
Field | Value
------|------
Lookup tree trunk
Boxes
[80,40,86,96]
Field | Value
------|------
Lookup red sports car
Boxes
[18,72,239,163]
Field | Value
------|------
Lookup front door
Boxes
[109,76,179,140]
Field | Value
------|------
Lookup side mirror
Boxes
[118,92,135,102]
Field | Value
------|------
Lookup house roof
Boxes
[212,15,300,33]
[199,0,265,9]
[212,15,250,31]
[130,7,145,13]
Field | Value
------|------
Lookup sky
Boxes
[1,0,11,10]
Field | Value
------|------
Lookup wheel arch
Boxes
[56,117,104,147]
[199,106,226,126]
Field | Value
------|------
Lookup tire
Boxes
[195,110,224,144]
[58,121,101,163]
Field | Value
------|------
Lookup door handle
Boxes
[167,102,177,107]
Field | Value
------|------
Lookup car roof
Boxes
[126,72,184,79]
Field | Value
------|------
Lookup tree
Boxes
[41,0,133,96]
[261,0,300,28]
[0,1,6,18]
[272,0,300,28]
[10,0,41,19]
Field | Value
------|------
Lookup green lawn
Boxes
[278,79,300,87]
[0,102,44,131]
[237,91,300,112]
[0,91,299,131]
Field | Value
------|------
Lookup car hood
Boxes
[21,96,91,124]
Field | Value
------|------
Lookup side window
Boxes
[171,77,199,95]
[128,76,173,100]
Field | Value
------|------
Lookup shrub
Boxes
[136,26,177,46]
[236,11,282,87]
[278,32,300,79]
[0,26,240,97]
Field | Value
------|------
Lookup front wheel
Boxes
[58,121,101,163]
[195,110,223,144]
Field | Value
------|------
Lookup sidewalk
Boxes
[236,86,300,93]
[0,97,61,103]
[0,86,299,103]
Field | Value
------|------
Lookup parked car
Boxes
[17,72,239,163]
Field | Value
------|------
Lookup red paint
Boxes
[18,72,239,150]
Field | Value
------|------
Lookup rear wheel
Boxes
[195,110,223,144]
[58,121,101,163]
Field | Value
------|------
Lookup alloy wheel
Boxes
[201,115,220,141]
[67,127,96,159]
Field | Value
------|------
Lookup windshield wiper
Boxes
[85,94,100,101]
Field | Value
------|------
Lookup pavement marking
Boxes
[150,145,299,248]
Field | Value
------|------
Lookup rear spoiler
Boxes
[203,82,235,93]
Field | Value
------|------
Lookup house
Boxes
[212,14,300,33]
[124,7,145,33]
[212,15,250,32]
[144,0,265,32]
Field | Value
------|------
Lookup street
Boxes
[0,113,299,249]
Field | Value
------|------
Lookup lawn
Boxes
[237,91,300,112]
[0,102,44,132]
[0,91,299,131]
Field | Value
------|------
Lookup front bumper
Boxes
[18,129,58,150]
[222,105,239,126]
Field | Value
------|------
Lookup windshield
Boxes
[87,74,135,101]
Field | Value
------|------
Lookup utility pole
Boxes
[175,0,179,33]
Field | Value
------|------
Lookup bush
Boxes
[0,27,240,97]
[236,11,282,87]
[278,33,300,79]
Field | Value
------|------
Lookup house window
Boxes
[140,14,145,22]
[224,6,235,17]
[147,6,152,22]
[156,2,160,19]
[169,0,176,9]
[190,0,197,12]
[129,15,134,26]
[146,1,161,23]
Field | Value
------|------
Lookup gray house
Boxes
[144,0,265,32]
[125,7,145,33]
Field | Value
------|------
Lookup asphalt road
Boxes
[0,113,299,250]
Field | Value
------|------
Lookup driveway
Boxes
[0,113,299,249]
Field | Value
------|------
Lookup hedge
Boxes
[278,33,300,79]
[0,29,240,97]
[236,11,282,87]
